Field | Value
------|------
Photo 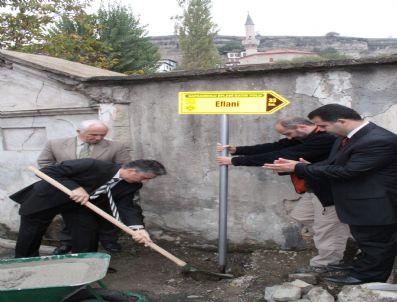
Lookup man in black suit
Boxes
[264,104,397,284]
[216,116,350,273]
[38,119,133,254]
[10,159,166,258]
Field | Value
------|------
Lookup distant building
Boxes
[157,59,177,72]
[239,48,318,64]
[226,14,319,66]
[225,52,241,66]
[242,13,259,56]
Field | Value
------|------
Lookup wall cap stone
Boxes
[2,50,397,85]
[0,107,98,118]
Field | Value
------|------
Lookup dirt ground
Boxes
[98,234,350,302]
[0,229,353,302]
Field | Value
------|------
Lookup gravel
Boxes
[0,258,106,290]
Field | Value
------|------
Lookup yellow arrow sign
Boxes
[178,91,289,114]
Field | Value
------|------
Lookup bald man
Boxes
[216,117,350,273]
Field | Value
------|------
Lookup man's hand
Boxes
[70,187,89,205]
[216,156,233,165]
[131,229,152,246]
[216,143,236,154]
[263,158,301,173]
[299,158,311,164]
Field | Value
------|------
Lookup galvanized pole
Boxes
[218,114,229,273]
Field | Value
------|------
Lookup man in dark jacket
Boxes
[37,119,132,254]
[265,104,397,284]
[217,116,350,272]
[10,158,166,258]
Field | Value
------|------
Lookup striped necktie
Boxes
[90,178,120,221]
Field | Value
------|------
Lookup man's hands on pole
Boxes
[216,143,237,154]
[216,143,236,166]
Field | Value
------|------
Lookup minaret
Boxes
[242,13,259,56]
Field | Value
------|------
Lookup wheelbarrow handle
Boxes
[27,166,187,268]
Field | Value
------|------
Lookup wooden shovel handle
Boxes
[28,166,187,267]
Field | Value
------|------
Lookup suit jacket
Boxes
[37,137,131,167]
[10,159,144,226]
[231,130,336,206]
[232,131,336,166]
[295,123,397,225]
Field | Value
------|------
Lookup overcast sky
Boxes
[90,0,396,38]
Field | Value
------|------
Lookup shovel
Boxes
[28,166,234,280]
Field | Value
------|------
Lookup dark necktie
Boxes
[340,136,349,147]
[90,178,120,221]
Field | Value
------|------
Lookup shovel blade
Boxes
[181,264,234,281]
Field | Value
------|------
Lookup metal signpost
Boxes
[179,90,289,272]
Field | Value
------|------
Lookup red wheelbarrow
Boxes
[0,253,144,302]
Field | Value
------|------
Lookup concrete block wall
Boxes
[1,55,397,249]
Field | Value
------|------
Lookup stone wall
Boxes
[1,54,397,249]
[150,35,397,61]
[0,57,128,233]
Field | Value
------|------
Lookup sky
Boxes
[89,0,397,38]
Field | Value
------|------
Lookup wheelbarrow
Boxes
[0,253,143,302]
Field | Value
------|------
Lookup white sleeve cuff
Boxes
[128,225,144,230]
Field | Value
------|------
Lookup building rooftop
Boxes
[262,48,316,55]
[245,13,254,25]
[0,50,125,79]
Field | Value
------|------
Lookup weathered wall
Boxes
[0,58,130,233]
[1,55,397,249]
[0,62,98,232]
[79,57,397,248]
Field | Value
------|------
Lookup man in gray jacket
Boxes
[38,120,130,166]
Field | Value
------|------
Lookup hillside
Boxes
[151,35,397,62]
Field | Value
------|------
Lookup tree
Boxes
[96,2,160,74]
[314,47,350,60]
[218,40,244,54]
[0,0,89,50]
[17,1,159,73]
[175,0,221,70]
[32,12,118,69]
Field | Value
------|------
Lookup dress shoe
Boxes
[327,263,354,272]
[53,245,72,255]
[295,265,330,274]
[107,267,117,274]
[101,242,122,253]
[323,275,364,285]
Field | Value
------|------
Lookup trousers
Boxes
[59,219,119,246]
[15,203,101,258]
[58,191,141,247]
[349,223,397,282]
[291,193,350,267]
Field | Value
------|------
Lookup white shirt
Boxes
[109,171,121,188]
[347,121,370,138]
